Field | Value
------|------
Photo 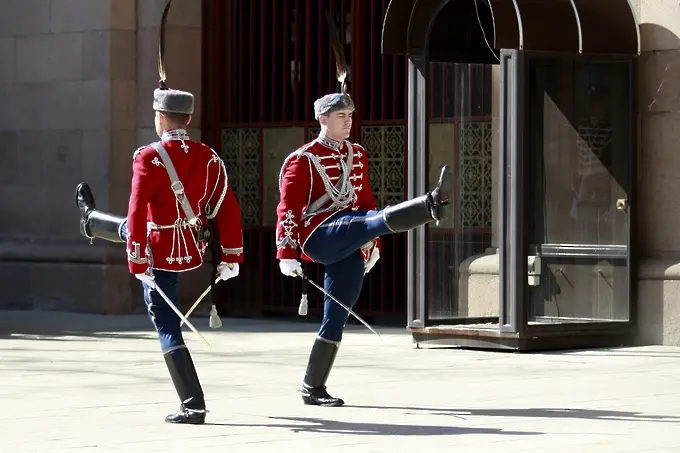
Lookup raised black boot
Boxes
[163,346,207,424]
[382,165,452,232]
[75,182,126,243]
[300,337,344,407]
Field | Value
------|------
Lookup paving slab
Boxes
[2,310,680,452]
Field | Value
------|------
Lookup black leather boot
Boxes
[301,338,344,407]
[163,346,207,424]
[75,182,126,243]
[382,165,452,232]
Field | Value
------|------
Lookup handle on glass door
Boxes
[616,198,628,212]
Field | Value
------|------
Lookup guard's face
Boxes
[322,109,354,139]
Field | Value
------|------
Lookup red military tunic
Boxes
[275,133,380,263]
[126,129,244,274]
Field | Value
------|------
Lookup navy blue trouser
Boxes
[303,210,392,342]
[121,222,184,352]
[141,270,184,351]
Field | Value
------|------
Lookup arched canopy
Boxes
[382,0,640,62]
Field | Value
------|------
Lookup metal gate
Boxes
[200,0,493,323]
[201,0,409,322]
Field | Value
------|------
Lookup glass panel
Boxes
[527,58,632,324]
[425,62,497,323]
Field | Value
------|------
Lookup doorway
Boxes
[525,55,635,328]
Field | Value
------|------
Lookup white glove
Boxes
[364,247,380,274]
[217,262,239,281]
[279,259,302,277]
[135,270,156,289]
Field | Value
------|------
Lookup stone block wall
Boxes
[0,0,206,314]
[634,0,680,344]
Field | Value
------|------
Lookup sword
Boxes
[295,271,380,337]
[152,284,212,348]
[180,276,220,326]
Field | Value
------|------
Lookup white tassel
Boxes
[209,304,222,329]
[298,294,308,316]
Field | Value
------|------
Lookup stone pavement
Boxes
[2,310,680,453]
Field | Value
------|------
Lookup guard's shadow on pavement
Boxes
[205,416,541,436]
[344,405,680,423]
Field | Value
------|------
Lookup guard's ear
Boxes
[319,115,327,126]
[187,115,193,126]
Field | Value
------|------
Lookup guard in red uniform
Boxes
[73,1,244,424]
[276,91,451,407]
[74,87,243,424]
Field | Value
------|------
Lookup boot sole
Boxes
[301,395,345,407]
[165,416,206,424]
[432,165,453,221]
[76,182,96,240]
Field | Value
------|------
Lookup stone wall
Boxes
[634,0,680,344]
[0,0,205,314]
